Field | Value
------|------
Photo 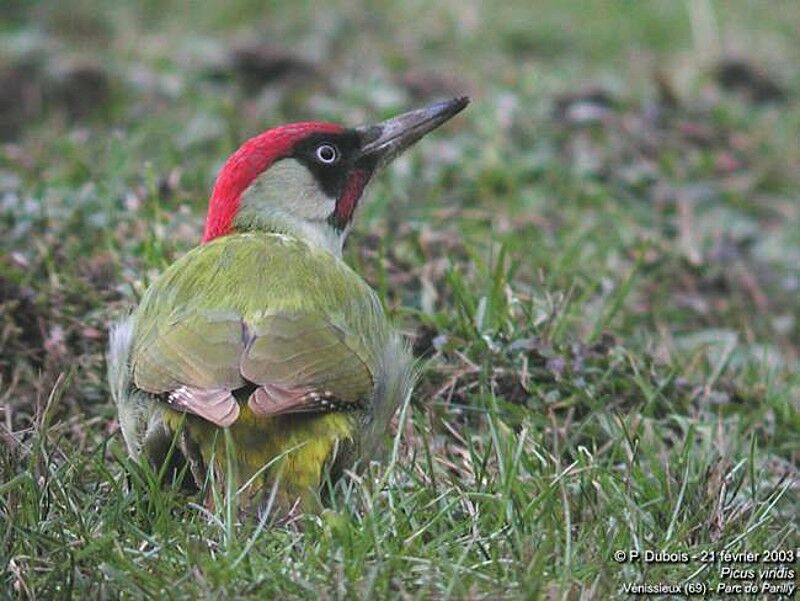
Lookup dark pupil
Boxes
[319,145,335,162]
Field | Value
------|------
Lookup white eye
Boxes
[315,144,339,164]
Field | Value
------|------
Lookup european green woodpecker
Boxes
[108,97,469,512]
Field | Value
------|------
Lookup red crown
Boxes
[202,122,344,243]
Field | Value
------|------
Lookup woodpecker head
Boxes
[202,97,469,254]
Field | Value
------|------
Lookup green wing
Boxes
[130,233,388,426]
[133,308,246,392]
[242,312,372,402]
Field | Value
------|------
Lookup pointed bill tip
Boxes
[433,95,471,116]
[356,96,470,166]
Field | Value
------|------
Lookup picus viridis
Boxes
[108,97,469,512]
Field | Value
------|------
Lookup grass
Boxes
[1,0,799,597]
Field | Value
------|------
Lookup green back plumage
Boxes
[136,232,379,323]
[131,232,390,400]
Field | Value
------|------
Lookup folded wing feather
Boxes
[132,309,374,427]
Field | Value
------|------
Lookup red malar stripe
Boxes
[333,169,371,230]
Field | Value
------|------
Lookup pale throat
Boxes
[232,159,348,257]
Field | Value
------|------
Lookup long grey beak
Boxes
[355,96,469,167]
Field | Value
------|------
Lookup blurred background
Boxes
[3,0,798,414]
[1,1,798,595]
